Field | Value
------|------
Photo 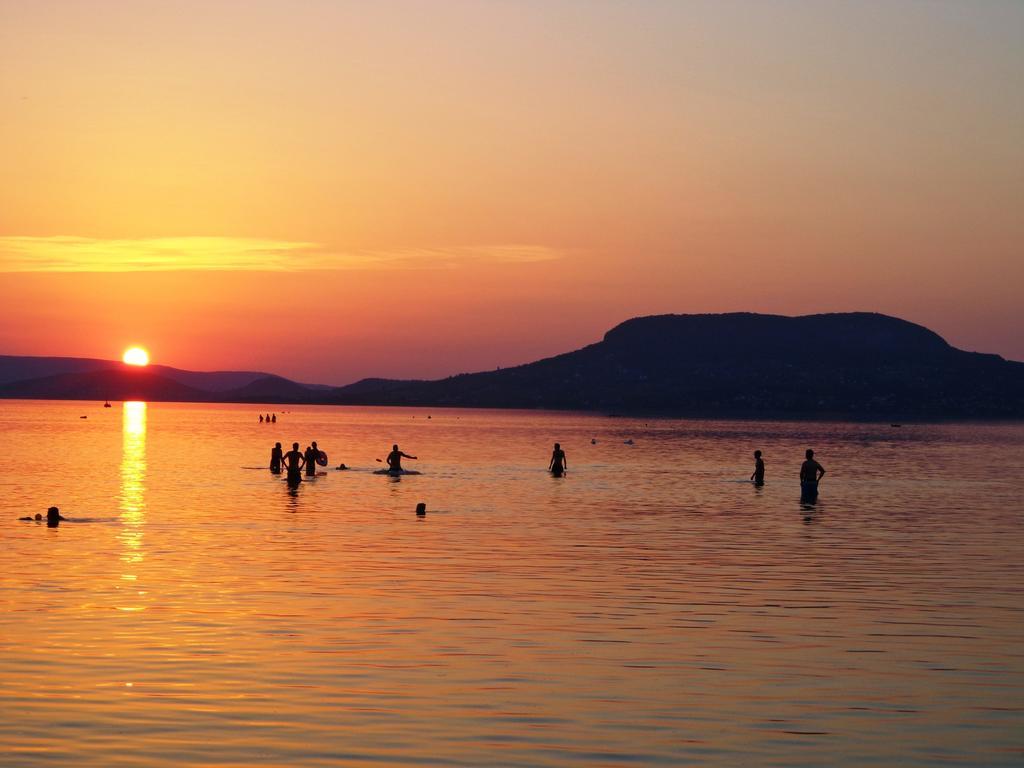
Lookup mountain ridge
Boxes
[1,312,1021,418]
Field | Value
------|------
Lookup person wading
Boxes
[284,442,305,486]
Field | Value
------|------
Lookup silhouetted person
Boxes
[549,442,567,476]
[800,449,825,502]
[259,414,264,423]
[271,414,276,423]
[304,443,318,476]
[386,444,416,473]
[270,442,283,473]
[283,442,305,485]
[21,507,66,526]
[266,413,271,423]
[751,450,765,486]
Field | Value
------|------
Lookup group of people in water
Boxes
[20,443,828,527]
[270,441,420,485]
[266,439,826,502]
[750,448,826,502]
[270,440,326,485]
[258,413,277,423]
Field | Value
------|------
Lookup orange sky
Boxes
[1,1,1021,384]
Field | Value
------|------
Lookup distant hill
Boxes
[0,368,209,402]
[0,355,117,385]
[334,377,429,396]
[148,365,273,392]
[0,355,278,392]
[219,375,321,402]
[325,312,1024,418]
[1,313,1022,418]
[0,357,317,403]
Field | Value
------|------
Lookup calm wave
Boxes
[1,401,1022,766]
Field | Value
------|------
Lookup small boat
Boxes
[103,401,112,408]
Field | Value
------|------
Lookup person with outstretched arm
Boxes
[799,449,825,502]
[386,444,416,473]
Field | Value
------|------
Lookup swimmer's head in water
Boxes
[806,449,814,459]
[34,513,42,520]
[47,507,60,522]
[754,450,762,458]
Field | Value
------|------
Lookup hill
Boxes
[0,355,118,385]
[1,313,1022,418]
[0,368,210,402]
[326,312,1024,418]
[0,360,318,403]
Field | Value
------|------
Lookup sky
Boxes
[1,0,1021,384]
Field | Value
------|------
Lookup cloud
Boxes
[0,236,566,272]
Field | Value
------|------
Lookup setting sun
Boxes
[122,347,150,366]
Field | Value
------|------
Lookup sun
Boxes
[122,347,150,366]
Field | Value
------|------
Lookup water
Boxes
[1,400,1022,766]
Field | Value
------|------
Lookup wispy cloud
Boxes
[0,236,566,272]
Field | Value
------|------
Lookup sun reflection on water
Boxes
[2,404,1023,766]
[119,402,147,604]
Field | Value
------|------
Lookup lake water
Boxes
[1,400,1022,766]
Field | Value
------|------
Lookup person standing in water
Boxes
[283,442,305,485]
[800,449,826,502]
[259,414,264,423]
[386,444,416,473]
[549,443,567,476]
[271,414,276,423]
[304,444,318,477]
[270,442,283,473]
[751,450,765,486]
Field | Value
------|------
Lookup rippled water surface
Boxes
[1,400,1022,766]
